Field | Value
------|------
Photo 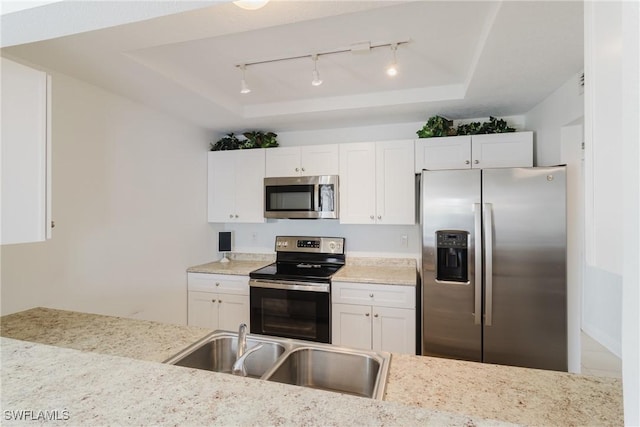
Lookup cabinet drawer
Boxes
[187,273,249,295]
[332,281,415,309]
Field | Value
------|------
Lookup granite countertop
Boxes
[186,253,417,286]
[333,257,417,286]
[187,253,274,276]
[0,307,623,426]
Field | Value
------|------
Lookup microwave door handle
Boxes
[314,183,320,212]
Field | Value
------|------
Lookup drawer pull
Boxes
[369,293,374,298]
[365,313,370,317]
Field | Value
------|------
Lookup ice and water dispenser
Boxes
[435,230,469,283]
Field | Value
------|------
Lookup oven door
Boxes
[249,279,330,343]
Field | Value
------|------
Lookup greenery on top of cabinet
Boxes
[210,131,279,151]
[417,115,516,138]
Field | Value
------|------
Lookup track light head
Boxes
[239,65,251,94]
[311,55,323,86]
[386,43,398,77]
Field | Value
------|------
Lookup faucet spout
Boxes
[237,323,248,360]
[232,343,264,376]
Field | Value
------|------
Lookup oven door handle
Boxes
[249,279,329,293]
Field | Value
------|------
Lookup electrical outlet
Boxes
[401,235,408,248]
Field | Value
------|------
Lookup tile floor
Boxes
[581,331,622,378]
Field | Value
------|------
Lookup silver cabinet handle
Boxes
[229,214,233,218]
[215,282,220,287]
[374,314,379,318]
[370,215,374,220]
[295,167,299,172]
[219,299,222,303]
[211,299,216,303]
[369,293,374,298]
[465,160,470,165]
[235,214,239,218]
[473,203,482,326]
[483,202,494,326]
[377,215,382,220]
[301,167,305,172]
[365,312,370,317]
[474,160,479,164]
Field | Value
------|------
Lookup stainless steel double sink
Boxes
[164,331,391,400]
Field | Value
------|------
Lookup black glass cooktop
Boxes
[250,262,343,283]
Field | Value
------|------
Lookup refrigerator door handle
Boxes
[473,203,482,325]
[483,202,494,326]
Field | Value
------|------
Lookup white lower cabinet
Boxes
[332,281,416,354]
[187,273,250,330]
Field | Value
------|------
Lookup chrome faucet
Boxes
[232,323,263,377]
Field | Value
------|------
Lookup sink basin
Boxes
[165,334,285,379]
[164,331,390,400]
[264,347,383,399]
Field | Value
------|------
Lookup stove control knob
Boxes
[329,241,336,251]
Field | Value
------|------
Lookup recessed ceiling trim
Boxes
[243,84,466,118]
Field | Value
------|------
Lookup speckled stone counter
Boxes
[333,257,417,286]
[186,253,274,276]
[1,308,623,426]
[0,338,511,427]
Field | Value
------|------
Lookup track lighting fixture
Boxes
[233,0,269,10]
[386,43,398,77]
[311,55,323,87]
[234,39,408,94]
[239,65,251,94]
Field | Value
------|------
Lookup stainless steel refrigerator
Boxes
[421,166,567,371]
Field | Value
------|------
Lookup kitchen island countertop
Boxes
[0,308,623,426]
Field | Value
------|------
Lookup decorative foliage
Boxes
[457,116,516,135]
[416,116,455,138]
[417,115,516,138]
[210,131,279,151]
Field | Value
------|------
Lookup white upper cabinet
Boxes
[415,131,533,172]
[1,58,52,245]
[208,149,265,223]
[265,144,339,177]
[340,140,415,225]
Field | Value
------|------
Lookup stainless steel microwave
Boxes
[264,175,339,219]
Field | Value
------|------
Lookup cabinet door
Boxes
[187,273,249,295]
[208,151,237,222]
[1,58,51,244]
[416,136,471,171]
[265,147,300,177]
[375,140,415,225]
[339,142,376,224]
[332,303,372,350]
[218,293,250,331]
[188,291,219,329]
[471,132,533,169]
[372,306,416,354]
[300,144,339,176]
[233,149,266,223]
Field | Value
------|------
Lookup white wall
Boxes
[0,72,219,324]
[525,72,584,166]
[585,1,639,424]
[621,1,639,424]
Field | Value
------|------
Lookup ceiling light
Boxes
[233,0,269,10]
[239,65,251,94]
[386,43,398,77]
[311,55,323,87]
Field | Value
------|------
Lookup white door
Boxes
[471,132,533,169]
[265,147,300,177]
[375,140,415,225]
[339,142,376,224]
[233,149,266,223]
[372,306,416,354]
[208,151,237,222]
[301,144,339,176]
[1,58,51,244]
[188,291,219,329]
[332,303,372,350]
[416,136,471,171]
[218,293,250,331]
